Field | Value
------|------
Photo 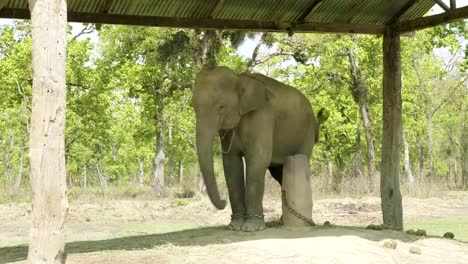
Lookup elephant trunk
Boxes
[196,121,227,210]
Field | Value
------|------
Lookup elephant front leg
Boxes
[243,158,269,232]
[222,153,246,231]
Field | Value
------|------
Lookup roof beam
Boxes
[297,0,322,22]
[392,5,468,33]
[387,0,420,24]
[434,0,450,12]
[0,8,385,34]
[450,0,456,10]
[209,0,224,19]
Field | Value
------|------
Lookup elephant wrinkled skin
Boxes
[193,66,323,232]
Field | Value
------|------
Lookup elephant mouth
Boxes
[220,128,236,154]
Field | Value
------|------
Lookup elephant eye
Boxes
[218,105,225,111]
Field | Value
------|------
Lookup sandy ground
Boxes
[0,191,467,264]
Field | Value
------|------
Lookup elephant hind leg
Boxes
[268,165,283,186]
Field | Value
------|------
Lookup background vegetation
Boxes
[0,20,467,202]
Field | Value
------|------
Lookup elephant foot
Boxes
[241,215,265,232]
[228,214,245,231]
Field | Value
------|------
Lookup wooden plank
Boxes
[393,5,468,32]
[27,0,68,263]
[387,0,420,24]
[0,8,386,34]
[381,28,403,231]
[434,0,450,11]
[210,0,225,18]
[296,0,322,22]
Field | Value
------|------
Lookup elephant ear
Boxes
[238,74,274,115]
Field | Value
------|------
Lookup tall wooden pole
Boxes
[28,0,68,263]
[381,28,403,230]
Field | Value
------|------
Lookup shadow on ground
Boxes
[0,223,458,263]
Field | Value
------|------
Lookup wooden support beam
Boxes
[450,0,456,10]
[0,8,386,34]
[28,0,68,263]
[393,5,468,32]
[210,0,224,19]
[387,0,420,24]
[296,0,322,22]
[381,28,403,231]
[434,0,450,12]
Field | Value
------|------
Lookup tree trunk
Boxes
[381,30,403,230]
[178,160,184,185]
[5,128,14,187]
[28,0,68,262]
[198,171,207,193]
[426,109,435,177]
[83,164,87,189]
[152,126,165,196]
[96,161,108,190]
[402,130,414,185]
[14,151,24,189]
[354,126,364,178]
[168,117,174,186]
[138,157,145,186]
[462,121,468,188]
[418,144,426,181]
[347,40,378,192]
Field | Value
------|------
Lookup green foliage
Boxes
[0,20,467,192]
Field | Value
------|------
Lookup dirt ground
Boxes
[1,191,467,264]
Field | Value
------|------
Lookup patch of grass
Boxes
[0,186,31,204]
[405,217,468,242]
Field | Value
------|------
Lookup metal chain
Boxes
[281,190,315,226]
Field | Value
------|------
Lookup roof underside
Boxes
[0,0,444,34]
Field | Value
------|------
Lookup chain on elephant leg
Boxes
[228,213,245,231]
[241,214,266,232]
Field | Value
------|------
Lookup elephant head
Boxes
[192,67,273,210]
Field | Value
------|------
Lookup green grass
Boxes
[406,217,468,242]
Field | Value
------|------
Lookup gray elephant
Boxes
[193,66,324,232]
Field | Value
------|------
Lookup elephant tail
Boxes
[315,108,329,143]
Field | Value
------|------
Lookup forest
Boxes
[0,20,467,201]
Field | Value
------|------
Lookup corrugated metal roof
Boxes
[0,0,438,33]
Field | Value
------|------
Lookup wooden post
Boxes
[282,155,313,227]
[28,0,68,263]
[381,29,403,230]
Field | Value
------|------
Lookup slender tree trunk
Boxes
[138,157,145,186]
[14,151,24,189]
[96,161,108,189]
[178,159,184,185]
[198,170,206,193]
[28,0,68,262]
[402,130,414,185]
[462,122,468,188]
[347,41,378,192]
[168,117,174,186]
[83,164,87,189]
[152,126,165,196]
[6,128,14,187]
[418,144,426,181]
[354,126,364,178]
[426,109,435,177]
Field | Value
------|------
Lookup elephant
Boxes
[192,66,324,232]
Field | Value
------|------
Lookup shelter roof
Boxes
[0,1,467,34]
